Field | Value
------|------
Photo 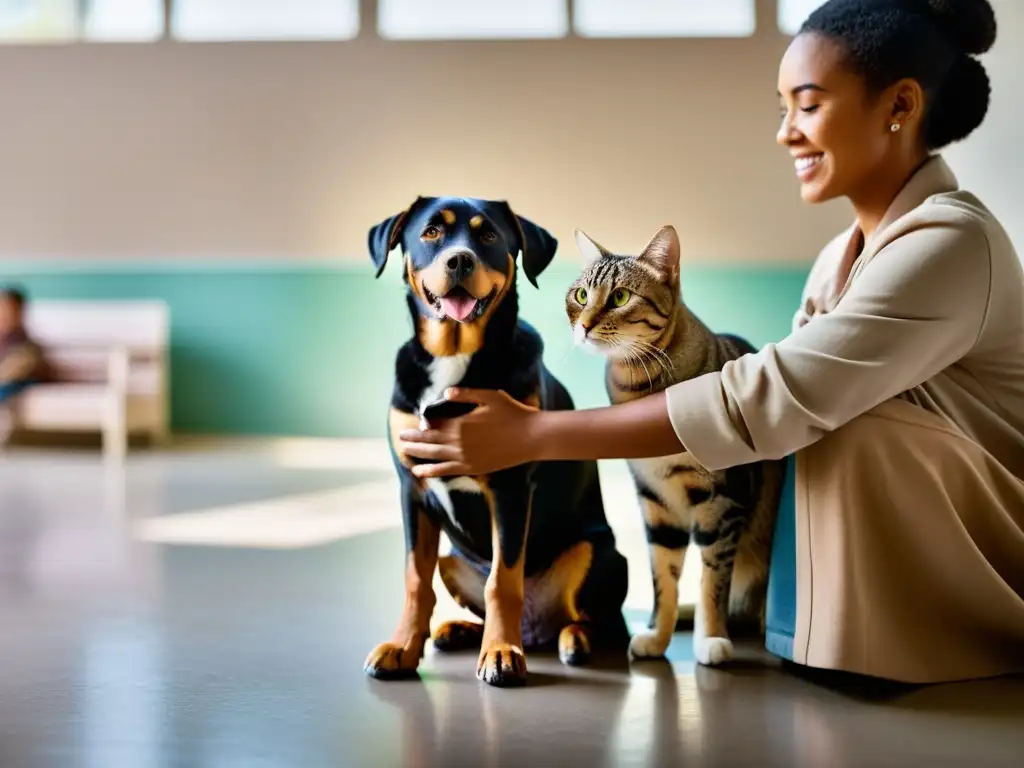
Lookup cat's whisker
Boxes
[635,340,675,374]
[633,348,655,389]
[619,343,655,390]
[554,342,576,366]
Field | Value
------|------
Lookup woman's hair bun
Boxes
[923,53,991,148]
[922,0,997,55]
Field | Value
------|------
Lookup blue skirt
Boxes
[765,453,798,662]
[0,379,34,403]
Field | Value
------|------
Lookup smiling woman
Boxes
[776,0,996,236]
[400,0,1024,684]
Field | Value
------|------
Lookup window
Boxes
[378,0,568,40]
[85,0,164,42]
[173,0,359,42]
[0,0,162,42]
[778,0,827,35]
[573,0,755,38]
[0,0,74,42]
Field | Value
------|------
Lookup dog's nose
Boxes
[445,251,475,282]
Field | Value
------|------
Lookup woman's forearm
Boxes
[528,391,686,463]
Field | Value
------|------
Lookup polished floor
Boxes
[1,440,1022,768]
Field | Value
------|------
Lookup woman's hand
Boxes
[398,388,544,478]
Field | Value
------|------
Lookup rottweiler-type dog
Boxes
[363,196,629,687]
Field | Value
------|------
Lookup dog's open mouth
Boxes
[423,285,492,322]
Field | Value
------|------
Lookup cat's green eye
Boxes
[575,287,588,305]
[611,288,631,307]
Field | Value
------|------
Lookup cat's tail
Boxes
[718,333,758,359]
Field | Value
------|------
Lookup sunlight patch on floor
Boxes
[134,480,401,549]
[133,440,700,609]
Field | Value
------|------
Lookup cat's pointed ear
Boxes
[574,229,608,268]
[637,225,680,285]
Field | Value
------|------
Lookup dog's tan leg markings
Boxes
[433,620,485,652]
[364,509,441,679]
[477,482,530,687]
[538,541,594,667]
[434,555,486,652]
[559,624,592,666]
[529,542,593,660]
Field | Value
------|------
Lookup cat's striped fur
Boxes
[566,224,783,665]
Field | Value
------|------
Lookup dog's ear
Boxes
[496,202,558,288]
[367,197,427,278]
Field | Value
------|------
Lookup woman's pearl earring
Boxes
[890,122,901,133]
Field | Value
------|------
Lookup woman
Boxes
[0,287,47,442]
[400,0,1024,684]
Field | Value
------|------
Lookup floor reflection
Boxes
[0,445,1021,767]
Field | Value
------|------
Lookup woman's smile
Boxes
[794,152,825,181]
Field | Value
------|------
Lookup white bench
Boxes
[7,300,170,460]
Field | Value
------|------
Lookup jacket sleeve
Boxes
[664,218,992,471]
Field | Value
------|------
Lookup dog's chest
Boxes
[418,354,471,413]
[417,354,485,528]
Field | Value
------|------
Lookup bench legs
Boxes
[104,348,129,462]
[103,392,128,462]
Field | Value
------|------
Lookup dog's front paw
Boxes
[477,643,527,687]
[433,620,484,652]
[628,631,669,660]
[693,636,734,666]
[558,624,592,667]
[364,642,420,680]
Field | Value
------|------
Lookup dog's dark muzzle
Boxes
[444,250,475,284]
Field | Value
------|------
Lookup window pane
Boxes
[0,0,75,42]
[573,0,755,38]
[778,0,827,35]
[378,0,568,40]
[173,0,359,41]
[84,0,163,41]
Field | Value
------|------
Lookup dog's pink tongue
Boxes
[440,294,478,321]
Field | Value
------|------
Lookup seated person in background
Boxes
[0,287,47,404]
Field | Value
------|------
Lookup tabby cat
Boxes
[565,224,783,666]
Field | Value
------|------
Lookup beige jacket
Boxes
[666,155,1024,480]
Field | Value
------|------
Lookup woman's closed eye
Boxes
[780,103,820,118]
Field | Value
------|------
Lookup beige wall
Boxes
[0,0,1018,264]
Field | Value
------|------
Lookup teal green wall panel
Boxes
[1,262,808,437]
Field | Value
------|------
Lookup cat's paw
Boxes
[694,636,734,666]
[628,631,669,660]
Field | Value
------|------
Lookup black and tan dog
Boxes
[363,196,629,687]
